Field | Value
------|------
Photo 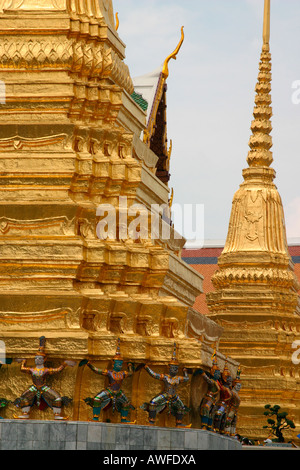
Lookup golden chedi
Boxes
[0,0,234,426]
[207,0,300,441]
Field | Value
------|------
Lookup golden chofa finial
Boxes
[162,26,185,79]
[263,0,271,46]
[115,12,119,31]
[168,187,174,209]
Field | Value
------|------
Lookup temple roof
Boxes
[132,64,164,125]
[130,28,184,186]
[131,63,170,184]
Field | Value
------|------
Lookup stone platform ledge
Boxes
[0,419,242,450]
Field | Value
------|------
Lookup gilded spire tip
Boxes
[245,0,273,172]
[263,0,271,46]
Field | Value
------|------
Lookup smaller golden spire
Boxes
[162,26,184,79]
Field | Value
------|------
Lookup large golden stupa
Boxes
[0,0,236,426]
[207,0,300,441]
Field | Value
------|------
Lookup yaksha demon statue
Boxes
[197,349,221,430]
[14,336,75,420]
[141,343,190,428]
[224,366,242,437]
[212,358,233,434]
[81,338,135,423]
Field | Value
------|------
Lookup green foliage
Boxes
[263,404,296,443]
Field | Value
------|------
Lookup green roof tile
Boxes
[131,91,148,112]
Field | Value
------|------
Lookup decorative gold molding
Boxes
[0,134,70,150]
[0,0,67,12]
[0,216,75,237]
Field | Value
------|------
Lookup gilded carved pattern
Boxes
[0,134,71,151]
[0,38,133,91]
[212,266,299,290]
[0,0,67,11]
[0,38,73,69]
[108,48,134,94]
[0,216,75,237]
[186,308,223,346]
[0,40,133,96]
[68,0,112,22]
[223,189,289,255]
[77,218,96,239]
[0,307,78,330]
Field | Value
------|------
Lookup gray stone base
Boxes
[0,419,242,450]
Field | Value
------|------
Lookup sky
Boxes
[113,0,300,245]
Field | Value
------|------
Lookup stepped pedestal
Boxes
[0,419,242,451]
